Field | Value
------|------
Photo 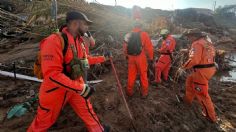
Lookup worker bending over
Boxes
[153,29,176,86]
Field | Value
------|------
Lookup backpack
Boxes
[33,32,68,79]
[127,32,142,55]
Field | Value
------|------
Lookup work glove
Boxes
[80,84,95,99]
[86,31,91,37]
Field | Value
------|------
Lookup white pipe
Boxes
[0,70,42,82]
[0,70,102,84]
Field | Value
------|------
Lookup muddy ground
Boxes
[0,49,236,131]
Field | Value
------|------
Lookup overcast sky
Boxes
[86,0,236,10]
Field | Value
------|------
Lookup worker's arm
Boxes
[142,32,154,60]
[41,35,84,93]
[183,43,202,69]
[87,55,105,65]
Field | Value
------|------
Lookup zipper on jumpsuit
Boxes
[60,38,77,112]
[74,37,104,131]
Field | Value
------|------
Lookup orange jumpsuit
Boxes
[123,28,153,96]
[155,35,176,83]
[183,38,217,122]
[28,27,104,132]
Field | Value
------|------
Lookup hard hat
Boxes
[160,29,169,35]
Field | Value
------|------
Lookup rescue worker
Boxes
[123,20,154,98]
[179,29,217,123]
[153,29,176,85]
[28,11,109,132]
[59,25,105,65]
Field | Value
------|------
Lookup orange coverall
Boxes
[28,27,104,132]
[123,28,153,96]
[155,35,176,83]
[183,38,217,122]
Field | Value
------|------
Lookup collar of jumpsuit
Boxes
[62,27,82,41]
